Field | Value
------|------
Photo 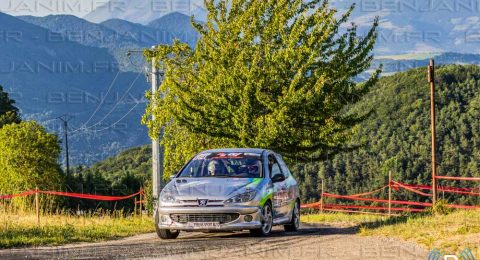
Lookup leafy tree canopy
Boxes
[0,121,63,197]
[144,0,380,176]
[0,85,21,128]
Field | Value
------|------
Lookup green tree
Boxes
[0,121,63,204]
[144,0,380,174]
[0,85,21,128]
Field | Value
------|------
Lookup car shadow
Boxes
[176,223,357,241]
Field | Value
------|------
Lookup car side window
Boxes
[268,154,283,178]
[276,155,291,179]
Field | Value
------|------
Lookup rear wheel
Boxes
[155,210,180,239]
[284,201,300,232]
[250,203,273,237]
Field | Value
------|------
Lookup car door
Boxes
[268,153,289,218]
[276,155,298,215]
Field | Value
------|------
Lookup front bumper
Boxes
[156,205,262,231]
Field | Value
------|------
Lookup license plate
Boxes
[187,222,220,229]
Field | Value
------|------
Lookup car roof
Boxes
[201,148,271,154]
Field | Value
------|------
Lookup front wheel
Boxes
[155,210,180,239]
[250,203,273,237]
[156,228,180,239]
[284,201,300,232]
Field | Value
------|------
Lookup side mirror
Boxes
[169,174,176,181]
[271,173,286,183]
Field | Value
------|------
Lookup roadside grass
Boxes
[302,211,388,227]
[359,210,480,254]
[303,210,480,254]
[0,210,154,248]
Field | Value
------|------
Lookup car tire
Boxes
[250,203,273,237]
[284,200,300,232]
[156,228,180,239]
[155,210,180,240]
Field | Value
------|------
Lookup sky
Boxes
[0,0,205,17]
[0,0,103,16]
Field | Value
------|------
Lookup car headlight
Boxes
[160,187,178,203]
[225,190,257,204]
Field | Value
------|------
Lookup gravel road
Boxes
[0,224,428,260]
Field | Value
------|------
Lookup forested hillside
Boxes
[66,146,151,210]
[296,65,480,205]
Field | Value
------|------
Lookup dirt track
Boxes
[0,224,427,260]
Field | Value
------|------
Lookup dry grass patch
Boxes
[302,212,388,228]
[359,210,480,254]
[303,210,480,254]
[0,210,154,248]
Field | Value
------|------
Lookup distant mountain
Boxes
[18,15,137,48]
[102,15,199,48]
[101,18,159,46]
[18,14,199,71]
[148,12,199,47]
[83,0,207,24]
[375,53,480,76]
[0,12,150,165]
[17,15,145,72]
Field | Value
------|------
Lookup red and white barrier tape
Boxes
[392,182,480,196]
[0,189,144,201]
[436,176,480,181]
[322,192,433,207]
[391,181,432,197]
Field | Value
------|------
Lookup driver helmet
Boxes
[208,160,221,176]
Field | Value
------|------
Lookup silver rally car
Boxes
[154,148,300,239]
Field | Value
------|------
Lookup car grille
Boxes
[170,213,240,224]
[178,200,224,206]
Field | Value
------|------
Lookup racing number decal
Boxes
[273,184,289,207]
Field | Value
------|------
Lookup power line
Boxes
[91,102,142,133]
[71,70,121,132]
[70,72,142,134]
[87,72,142,128]
[69,99,144,139]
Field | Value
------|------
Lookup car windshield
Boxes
[178,152,263,178]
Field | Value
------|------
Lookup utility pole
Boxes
[57,115,72,175]
[126,47,164,200]
[151,46,164,200]
[428,59,437,204]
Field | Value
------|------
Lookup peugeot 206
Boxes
[154,148,300,239]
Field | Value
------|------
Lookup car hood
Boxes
[168,178,263,200]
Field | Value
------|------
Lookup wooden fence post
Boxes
[388,171,392,217]
[140,187,144,220]
[35,186,40,226]
[134,197,137,216]
[320,179,324,214]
